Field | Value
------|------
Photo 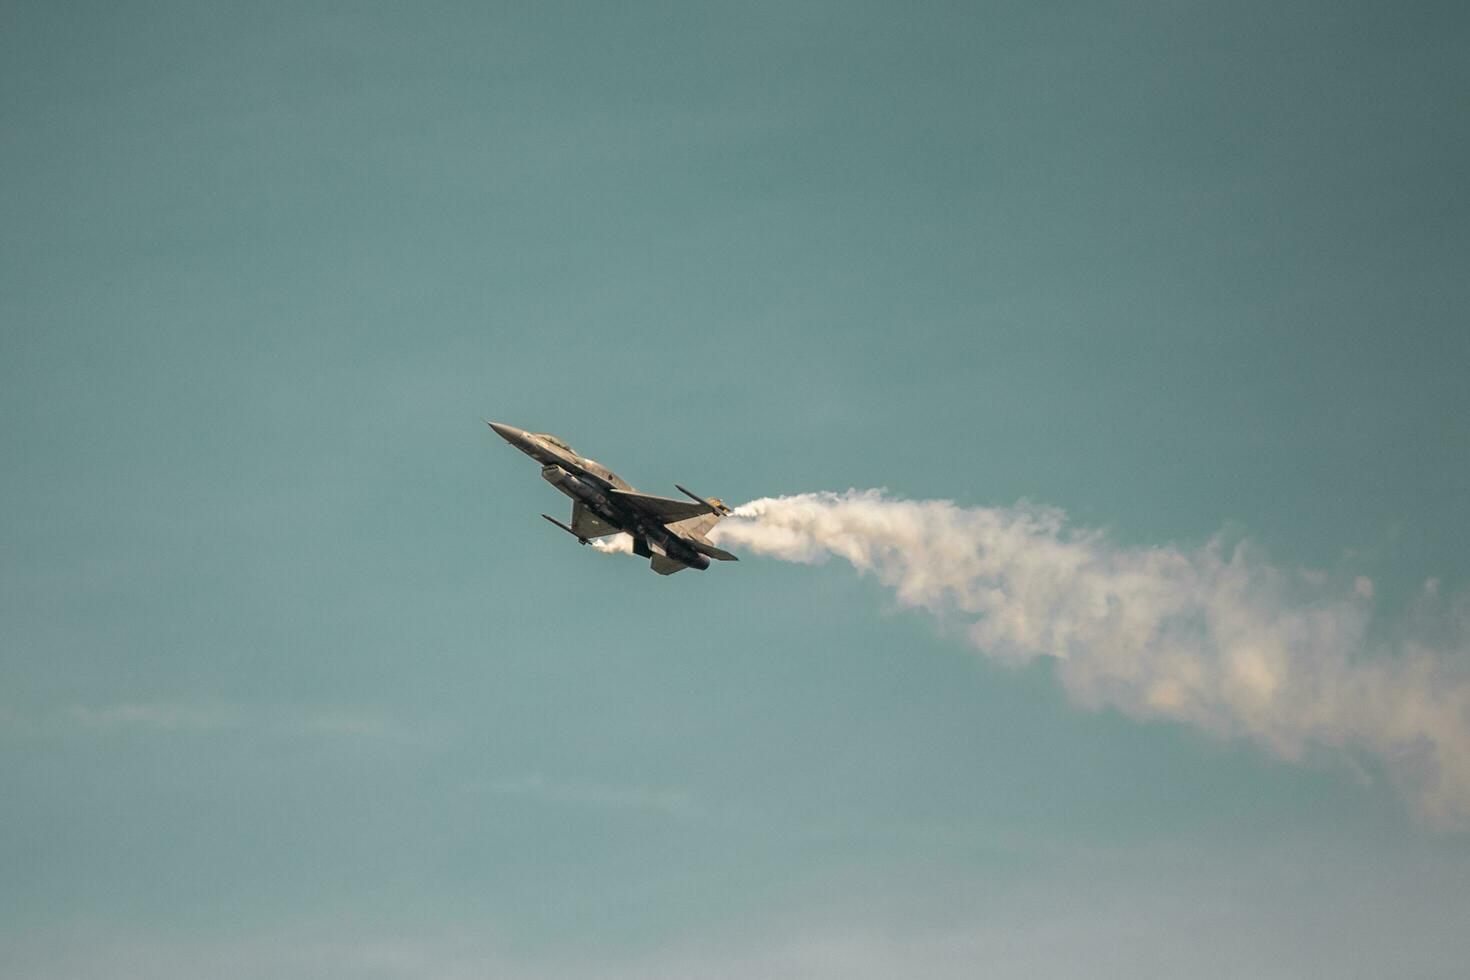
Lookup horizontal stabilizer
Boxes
[649,554,688,575]
[687,538,738,562]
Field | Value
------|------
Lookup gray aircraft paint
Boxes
[488,421,736,575]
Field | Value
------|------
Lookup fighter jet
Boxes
[487,421,739,575]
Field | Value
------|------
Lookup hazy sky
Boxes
[3,1,1468,976]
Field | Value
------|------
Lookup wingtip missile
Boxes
[674,484,732,516]
[541,513,588,544]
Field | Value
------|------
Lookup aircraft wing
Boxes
[570,501,620,539]
[607,488,716,524]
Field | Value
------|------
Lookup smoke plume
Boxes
[589,535,634,556]
[701,491,1470,827]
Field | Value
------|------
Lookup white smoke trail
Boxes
[707,490,1470,828]
[589,535,634,556]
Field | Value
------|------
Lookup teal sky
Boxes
[3,2,1468,976]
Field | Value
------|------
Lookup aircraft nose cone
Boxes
[488,421,525,443]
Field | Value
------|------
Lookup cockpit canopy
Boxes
[532,432,628,488]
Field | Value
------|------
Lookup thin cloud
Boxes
[66,702,245,730]
[481,773,700,818]
[7,838,1470,980]
[2,702,436,745]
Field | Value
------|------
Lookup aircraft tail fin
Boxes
[666,513,739,561]
[668,512,720,539]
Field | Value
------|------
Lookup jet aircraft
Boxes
[487,421,739,575]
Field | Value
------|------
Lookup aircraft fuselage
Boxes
[489,421,719,572]
[538,463,710,570]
